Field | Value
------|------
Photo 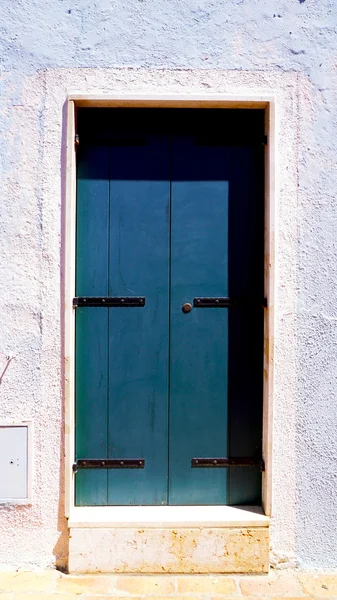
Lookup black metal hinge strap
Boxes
[191,458,265,472]
[73,297,145,308]
[193,297,267,308]
[73,459,145,473]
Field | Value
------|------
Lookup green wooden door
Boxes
[75,109,264,506]
[75,135,170,505]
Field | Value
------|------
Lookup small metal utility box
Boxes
[0,424,31,503]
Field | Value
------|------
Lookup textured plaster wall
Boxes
[0,0,336,570]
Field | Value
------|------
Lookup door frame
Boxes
[64,94,275,519]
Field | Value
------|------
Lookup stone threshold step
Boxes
[69,526,269,573]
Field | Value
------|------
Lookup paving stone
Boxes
[78,597,130,600]
[0,572,60,593]
[115,575,175,595]
[12,595,77,600]
[177,575,237,594]
[0,570,333,599]
[143,597,191,600]
[56,575,115,595]
[209,597,269,600]
[140,597,188,600]
[299,574,337,597]
[239,572,304,596]
[209,597,263,600]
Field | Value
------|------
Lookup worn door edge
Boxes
[64,94,275,520]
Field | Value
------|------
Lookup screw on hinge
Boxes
[75,134,79,148]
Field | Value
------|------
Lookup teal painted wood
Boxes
[106,136,170,505]
[169,137,230,505]
[226,145,264,505]
[75,145,109,506]
[75,110,264,507]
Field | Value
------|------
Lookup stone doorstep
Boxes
[68,527,269,574]
[0,571,337,598]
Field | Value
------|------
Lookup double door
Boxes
[74,109,264,506]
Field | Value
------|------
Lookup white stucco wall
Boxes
[0,0,336,570]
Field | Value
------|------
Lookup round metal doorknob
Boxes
[182,302,193,314]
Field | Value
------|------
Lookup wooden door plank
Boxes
[227,145,264,505]
[75,145,109,506]
[107,135,170,505]
[169,137,229,505]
